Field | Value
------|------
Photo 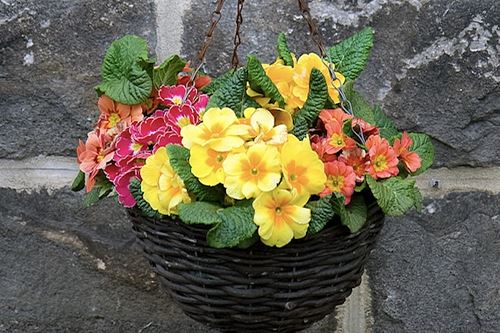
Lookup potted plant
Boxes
[72,11,434,332]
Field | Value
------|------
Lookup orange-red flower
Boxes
[325,120,356,154]
[321,160,356,204]
[365,135,399,179]
[77,130,114,191]
[319,108,352,126]
[97,95,144,138]
[338,147,369,182]
[393,132,422,173]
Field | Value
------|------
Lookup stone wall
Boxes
[1,0,499,332]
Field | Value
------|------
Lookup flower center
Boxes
[172,96,183,105]
[96,153,105,163]
[216,155,224,163]
[328,175,344,192]
[275,207,282,214]
[131,142,142,153]
[329,133,345,148]
[108,113,121,128]
[177,116,191,128]
[290,174,297,181]
[373,155,388,172]
[251,167,258,175]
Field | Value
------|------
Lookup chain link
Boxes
[297,0,365,143]
[231,0,245,69]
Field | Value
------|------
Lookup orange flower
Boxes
[325,120,356,154]
[365,135,399,179]
[319,108,352,126]
[393,132,422,173]
[97,95,144,137]
[78,130,114,191]
[321,160,356,204]
[338,147,369,182]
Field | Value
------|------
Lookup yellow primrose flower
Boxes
[189,144,228,186]
[140,146,191,215]
[253,188,311,248]
[247,58,301,113]
[223,143,281,199]
[281,135,327,196]
[181,107,250,152]
[292,53,345,106]
[243,107,288,146]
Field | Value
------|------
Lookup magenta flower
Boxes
[158,85,197,107]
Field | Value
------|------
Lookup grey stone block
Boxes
[0,188,211,332]
[0,0,156,159]
[367,191,500,332]
[182,0,500,167]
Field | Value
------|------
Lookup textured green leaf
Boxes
[207,205,257,248]
[408,133,435,175]
[201,69,235,95]
[71,171,85,192]
[306,194,335,236]
[277,32,294,66]
[366,175,421,216]
[206,67,248,115]
[373,105,399,140]
[178,202,223,225]
[292,68,328,139]
[98,35,153,104]
[327,27,374,80]
[166,145,224,202]
[83,187,101,208]
[332,194,367,233]
[153,55,186,89]
[129,178,162,219]
[247,55,285,108]
[343,80,375,125]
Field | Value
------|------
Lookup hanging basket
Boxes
[129,195,384,333]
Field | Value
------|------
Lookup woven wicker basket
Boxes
[129,197,384,333]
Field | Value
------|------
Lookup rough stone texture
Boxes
[367,191,500,332]
[0,188,212,332]
[182,0,500,167]
[0,0,156,159]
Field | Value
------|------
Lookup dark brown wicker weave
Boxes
[129,199,384,333]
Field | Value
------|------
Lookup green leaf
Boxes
[129,178,162,219]
[166,145,224,202]
[206,67,248,116]
[292,68,328,139]
[178,202,223,225]
[153,54,186,89]
[201,69,235,95]
[327,27,374,80]
[83,187,101,208]
[306,194,335,236]
[366,175,421,216]
[343,80,375,124]
[207,205,257,248]
[98,35,153,104]
[71,171,85,192]
[332,194,367,233]
[247,55,285,108]
[408,133,435,175]
[373,105,399,140]
[277,32,294,66]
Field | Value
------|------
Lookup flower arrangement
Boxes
[73,29,434,249]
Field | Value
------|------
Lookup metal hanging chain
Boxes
[297,0,365,144]
[231,0,245,69]
[184,0,225,101]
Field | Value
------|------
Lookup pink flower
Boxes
[165,104,201,135]
[105,156,146,207]
[77,130,114,192]
[158,85,197,107]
